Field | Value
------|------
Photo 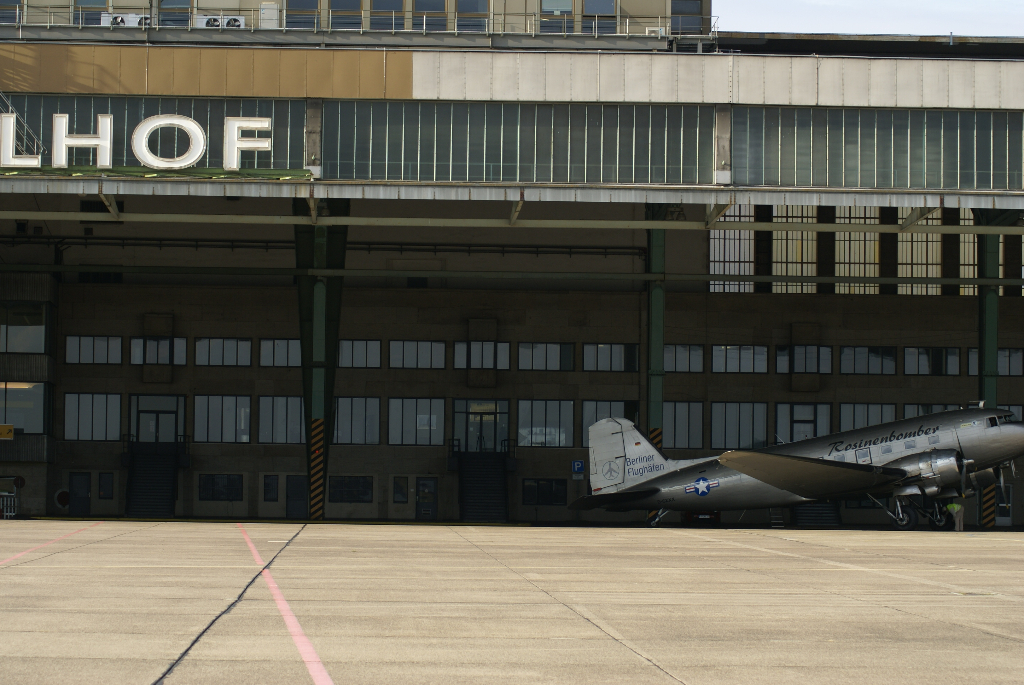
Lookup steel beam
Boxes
[646,224,666,448]
[705,202,733,228]
[900,206,940,231]
[979,233,999,407]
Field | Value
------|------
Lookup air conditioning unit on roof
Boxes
[194,14,246,28]
[103,12,151,27]
[645,26,665,37]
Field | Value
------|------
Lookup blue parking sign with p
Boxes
[571,460,585,473]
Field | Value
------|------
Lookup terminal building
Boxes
[0,0,1021,527]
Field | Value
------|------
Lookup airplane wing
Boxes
[717,451,907,499]
[567,488,659,511]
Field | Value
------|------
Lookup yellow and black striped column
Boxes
[981,485,997,528]
[649,427,663,450]
[309,418,326,520]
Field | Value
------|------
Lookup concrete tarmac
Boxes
[1,521,1023,685]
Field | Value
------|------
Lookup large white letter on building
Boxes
[223,117,272,171]
[52,114,113,169]
[0,114,41,168]
[131,115,208,170]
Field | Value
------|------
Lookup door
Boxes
[996,484,1013,526]
[286,475,307,519]
[68,472,91,517]
[416,477,438,521]
[138,411,176,443]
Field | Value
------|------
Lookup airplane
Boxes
[569,404,1021,530]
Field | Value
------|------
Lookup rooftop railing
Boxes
[0,4,715,40]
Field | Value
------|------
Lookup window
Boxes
[198,474,244,501]
[196,338,252,366]
[898,233,942,296]
[66,336,121,364]
[413,0,446,30]
[904,347,959,376]
[710,402,767,450]
[330,0,362,29]
[1,382,47,434]
[670,0,702,33]
[998,405,1023,422]
[98,472,114,500]
[518,343,574,371]
[370,0,402,30]
[777,404,832,443]
[260,339,301,367]
[835,231,880,295]
[454,342,510,370]
[539,0,572,33]
[517,400,573,447]
[904,404,960,419]
[158,0,190,26]
[582,401,639,447]
[388,398,445,446]
[329,476,373,503]
[258,397,305,444]
[664,345,704,373]
[582,0,614,35]
[1,303,46,353]
[522,478,568,506]
[338,340,381,368]
[776,346,832,374]
[194,396,251,443]
[453,400,509,452]
[773,231,817,294]
[74,0,106,26]
[0,0,21,23]
[264,474,279,502]
[64,393,120,441]
[286,0,319,28]
[583,344,639,372]
[839,347,896,374]
[455,0,487,31]
[389,341,445,369]
[130,337,186,365]
[333,397,380,444]
[966,348,1024,377]
[662,402,703,449]
[393,476,409,504]
[709,229,754,293]
[840,404,896,432]
[711,345,768,373]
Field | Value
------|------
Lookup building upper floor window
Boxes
[195,396,251,443]
[64,393,120,441]
[1,303,46,354]
[839,346,896,375]
[453,399,509,452]
[583,343,638,372]
[518,343,574,371]
[388,398,445,445]
[260,339,301,367]
[522,479,568,506]
[258,396,304,444]
[389,341,445,369]
[196,338,252,367]
[338,340,381,368]
[710,402,767,450]
[330,0,362,29]
[333,397,380,445]
[582,400,638,447]
[663,401,703,449]
[130,337,186,365]
[840,403,896,432]
[664,345,704,373]
[671,0,702,34]
[777,346,832,374]
[198,474,244,501]
[329,476,374,503]
[454,342,510,370]
[518,399,573,447]
[66,336,121,364]
[968,348,1024,377]
[904,347,959,376]
[777,403,831,444]
[0,382,47,435]
[711,345,768,373]
[904,403,960,419]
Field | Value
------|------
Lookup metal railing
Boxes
[0,90,46,157]
[1,5,714,39]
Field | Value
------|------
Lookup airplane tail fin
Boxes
[588,418,672,494]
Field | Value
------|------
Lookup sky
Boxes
[715,0,1024,37]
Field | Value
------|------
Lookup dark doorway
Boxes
[68,472,91,517]
[286,475,308,519]
[138,411,177,443]
[416,477,438,521]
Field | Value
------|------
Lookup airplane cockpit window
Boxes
[1001,414,1019,423]
[988,417,999,427]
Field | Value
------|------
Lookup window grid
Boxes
[904,347,960,376]
[904,404,960,418]
[967,348,1024,376]
[711,345,768,373]
[64,393,120,441]
[709,229,754,293]
[582,343,638,372]
[835,232,880,295]
[194,395,251,443]
[195,338,252,367]
[663,344,704,373]
[257,396,305,444]
[65,336,122,364]
[522,478,568,506]
[338,340,382,368]
[333,397,380,444]
[776,345,832,374]
[710,402,767,450]
[198,474,243,501]
[259,339,301,367]
[662,401,703,449]
[839,346,897,374]
[772,231,817,294]
[0,382,46,434]
[776,403,832,444]
[329,475,374,503]
[130,337,186,365]
[389,341,445,369]
[517,399,573,447]
[897,233,942,295]
[454,341,511,370]
[388,398,445,445]
[518,342,574,371]
[840,403,896,432]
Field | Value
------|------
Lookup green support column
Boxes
[978,233,999,407]
[295,199,349,520]
[645,206,666,448]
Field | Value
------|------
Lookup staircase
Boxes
[125,445,178,518]
[790,501,842,527]
[769,507,786,528]
[458,452,508,523]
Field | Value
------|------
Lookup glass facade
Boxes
[322,101,716,184]
[733,107,1024,190]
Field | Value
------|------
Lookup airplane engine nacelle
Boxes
[889,450,960,496]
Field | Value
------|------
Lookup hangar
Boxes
[0,1,1021,527]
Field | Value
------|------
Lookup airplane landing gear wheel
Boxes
[929,511,955,531]
[646,509,669,528]
[892,507,919,531]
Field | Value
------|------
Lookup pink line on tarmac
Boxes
[0,521,103,566]
[237,523,334,685]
